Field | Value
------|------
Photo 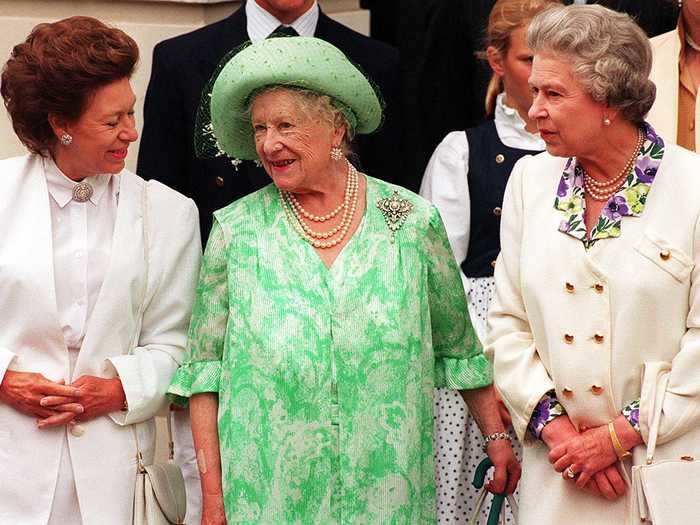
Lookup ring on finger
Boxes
[565,466,577,479]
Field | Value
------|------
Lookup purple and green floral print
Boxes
[528,390,567,440]
[553,122,664,249]
[622,398,641,434]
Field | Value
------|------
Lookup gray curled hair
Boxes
[246,85,355,152]
[528,4,656,123]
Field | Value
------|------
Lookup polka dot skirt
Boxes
[433,277,521,524]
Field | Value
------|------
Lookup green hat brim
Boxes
[210,37,383,160]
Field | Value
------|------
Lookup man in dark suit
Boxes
[137,0,399,243]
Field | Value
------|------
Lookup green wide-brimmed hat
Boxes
[208,36,383,160]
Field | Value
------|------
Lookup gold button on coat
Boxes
[564,333,574,344]
[565,282,575,293]
[495,154,505,164]
[660,250,671,260]
[590,385,604,395]
[562,388,574,398]
[490,260,497,268]
[594,283,604,293]
[215,175,225,187]
[593,333,605,343]
[493,207,502,216]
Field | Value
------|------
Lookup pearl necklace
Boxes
[582,129,644,202]
[280,162,360,249]
[288,175,347,222]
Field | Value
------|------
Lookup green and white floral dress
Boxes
[169,176,491,524]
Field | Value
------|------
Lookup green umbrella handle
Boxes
[472,457,506,525]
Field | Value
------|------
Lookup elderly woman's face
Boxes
[251,89,342,193]
[56,77,138,179]
[528,53,607,158]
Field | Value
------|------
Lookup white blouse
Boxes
[419,93,545,265]
[43,157,118,350]
[246,0,319,41]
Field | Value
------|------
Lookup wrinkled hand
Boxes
[485,439,521,494]
[201,494,227,525]
[0,371,82,426]
[40,375,125,427]
[549,424,618,489]
[494,390,512,428]
[588,465,626,500]
[541,415,578,450]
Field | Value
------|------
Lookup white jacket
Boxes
[486,144,700,524]
[0,154,201,525]
[647,28,700,148]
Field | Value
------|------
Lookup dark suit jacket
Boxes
[573,0,678,37]
[362,0,677,189]
[137,3,399,243]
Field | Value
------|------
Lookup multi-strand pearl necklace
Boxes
[280,161,359,249]
[582,129,644,202]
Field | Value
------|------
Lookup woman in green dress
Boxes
[168,36,520,524]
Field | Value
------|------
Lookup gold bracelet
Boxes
[608,421,631,460]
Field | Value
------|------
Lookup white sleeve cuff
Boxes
[105,346,179,426]
[0,347,17,384]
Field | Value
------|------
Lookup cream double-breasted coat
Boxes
[486,144,700,524]
[0,154,201,525]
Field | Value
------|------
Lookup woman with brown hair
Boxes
[420,0,559,522]
[0,17,200,524]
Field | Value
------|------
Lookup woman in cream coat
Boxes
[0,17,200,524]
[487,5,700,524]
[647,0,699,151]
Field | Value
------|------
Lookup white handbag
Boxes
[631,374,700,524]
[132,412,187,525]
[130,180,187,525]
[468,458,519,525]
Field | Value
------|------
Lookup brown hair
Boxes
[480,0,561,117]
[1,16,139,154]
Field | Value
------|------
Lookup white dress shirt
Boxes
[246,0,319,42]
[419,93,545,265]
[43,156,118,352]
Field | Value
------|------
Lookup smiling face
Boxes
[51,77,138,180]
[528,52,607,158]
[254,0,315,24]
[251,88,344,193]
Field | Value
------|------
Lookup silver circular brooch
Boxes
[72,181,94,203]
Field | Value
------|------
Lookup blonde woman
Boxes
[420,0,559,522]
[648,0,698,151]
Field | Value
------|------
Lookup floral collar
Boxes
[554,123,664,249]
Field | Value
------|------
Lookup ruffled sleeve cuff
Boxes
[168,360,221,406]
[435,353,493,390]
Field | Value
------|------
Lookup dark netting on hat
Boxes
[194,41,253,168]
[193,34,386,166]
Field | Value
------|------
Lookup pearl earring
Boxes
[679,0,682,9]
[603,117,611,127]
[60,133,73,146]
[330,146,344,161]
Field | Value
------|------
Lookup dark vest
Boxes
[460,120,541,278]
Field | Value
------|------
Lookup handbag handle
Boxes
[129,179,176,473]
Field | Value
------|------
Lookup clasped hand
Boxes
[0,370,125,428]
[542,416,626,501]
